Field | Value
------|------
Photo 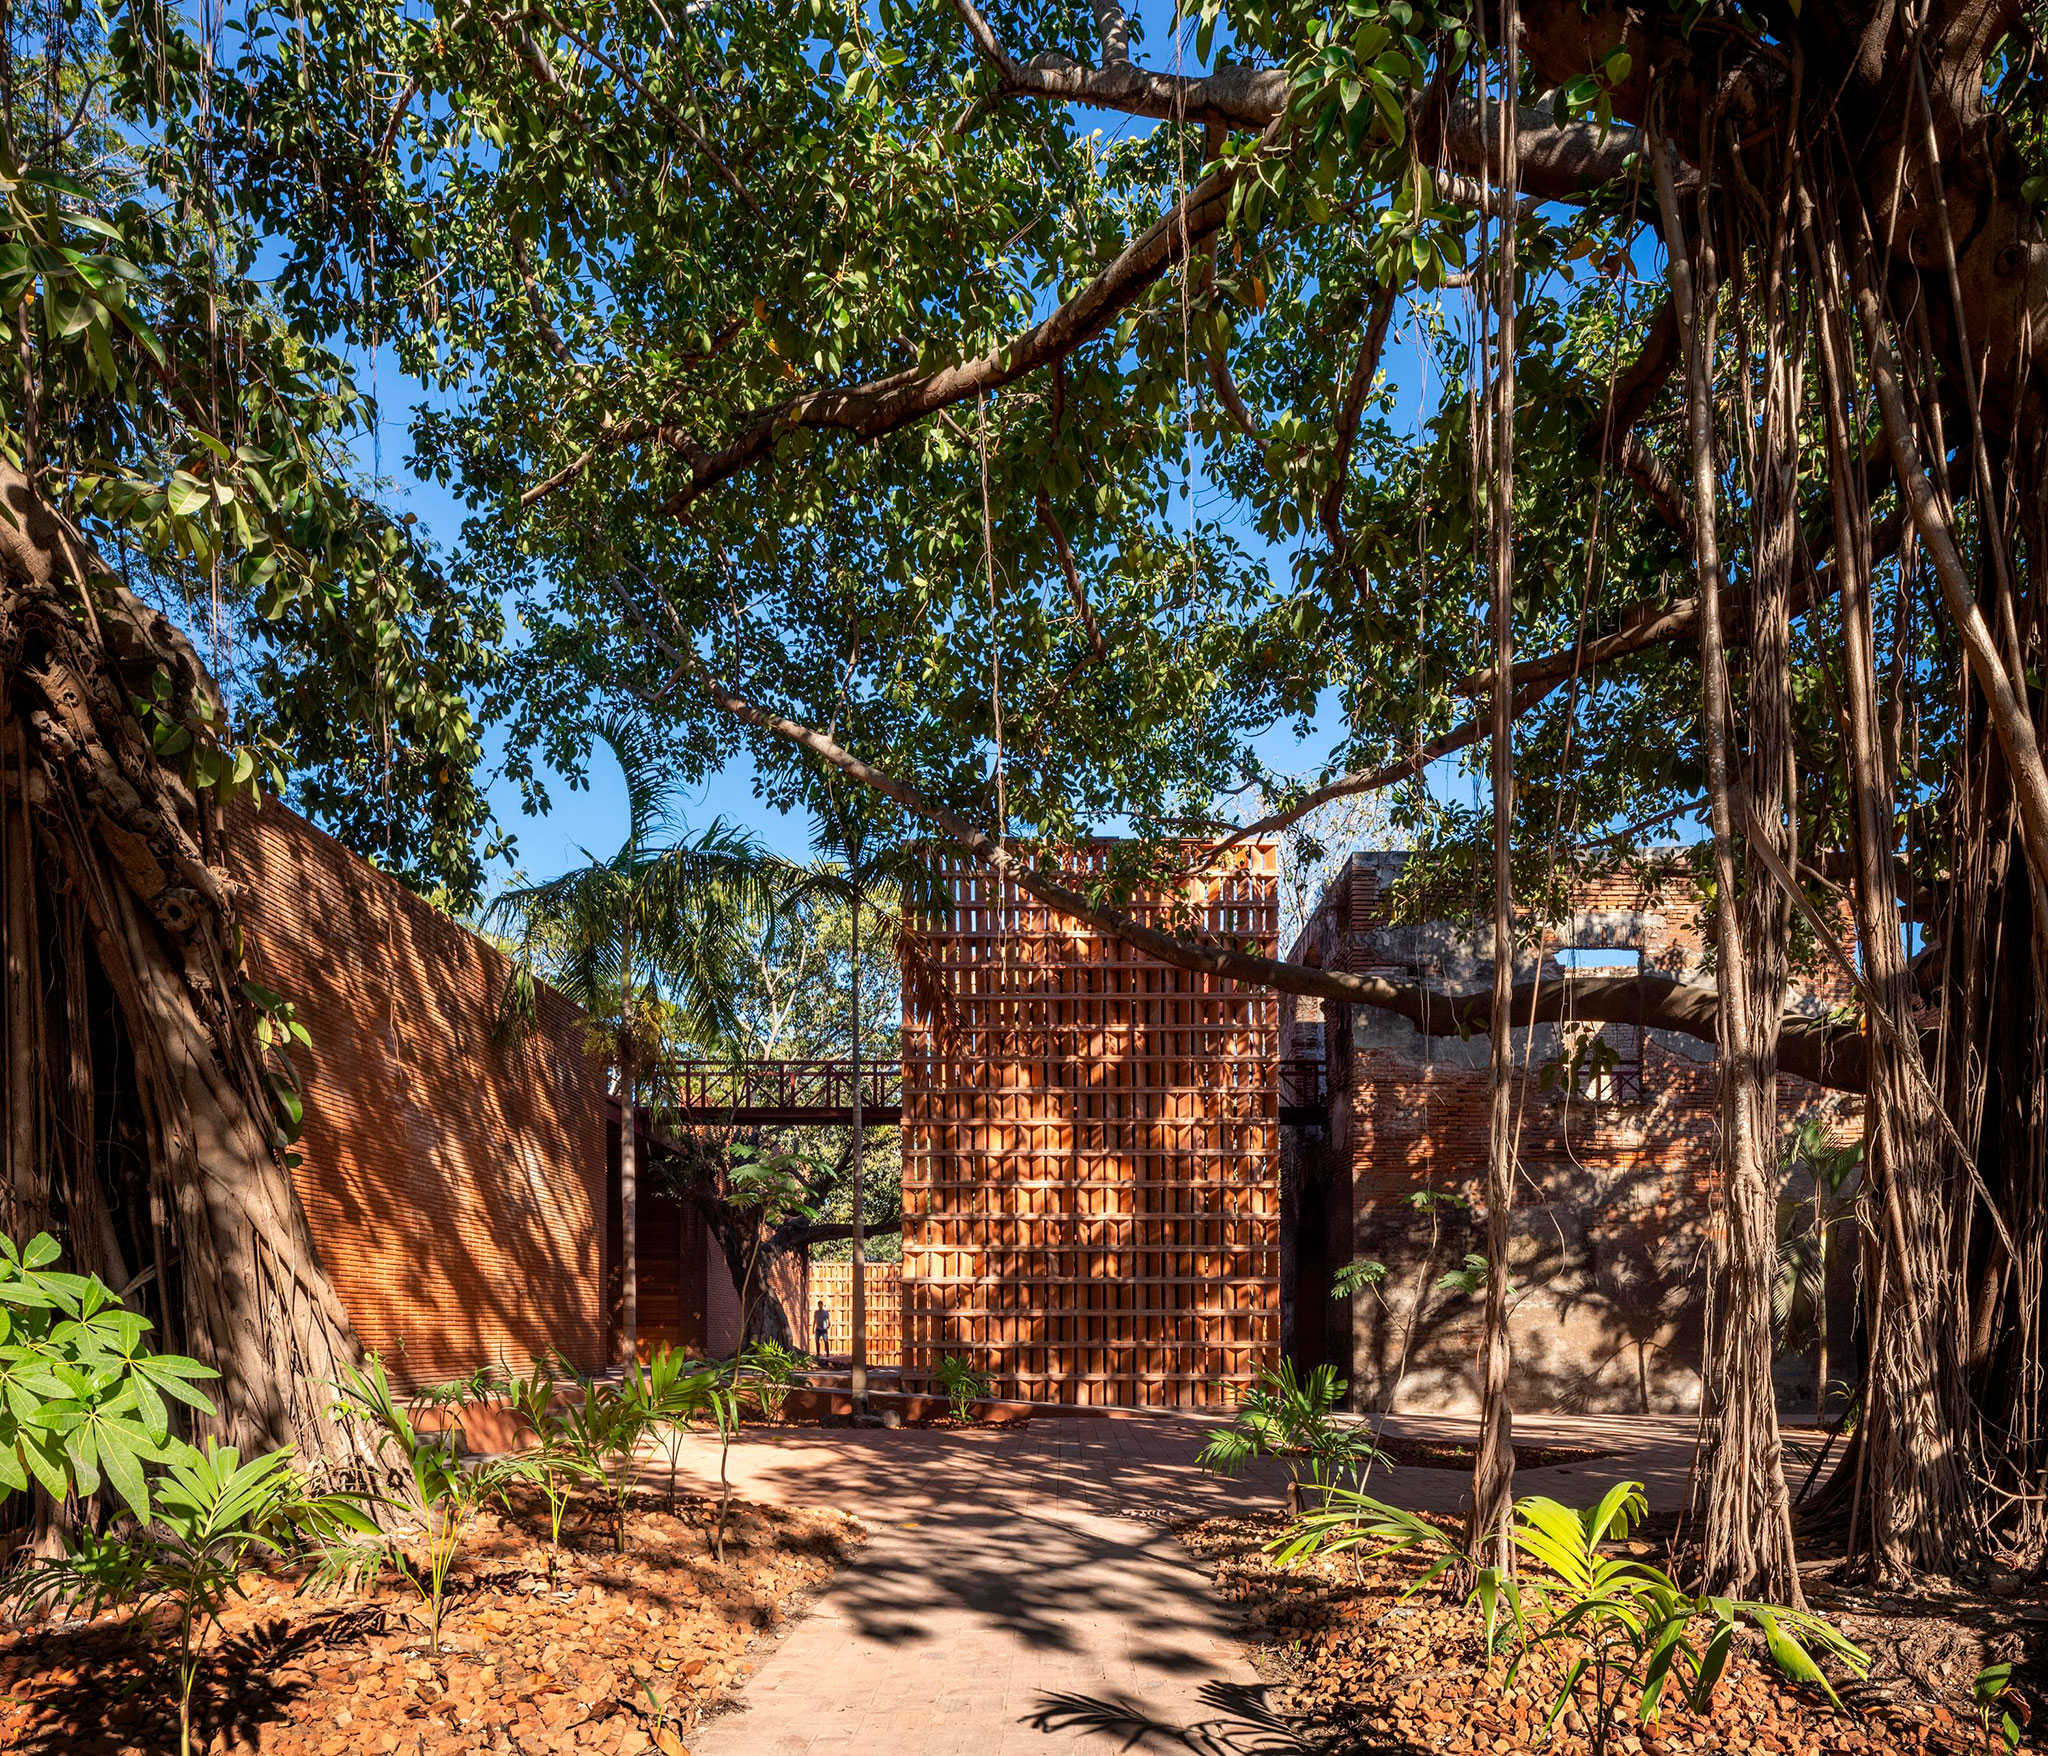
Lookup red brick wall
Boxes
[901,846,1282,1408]
[229,799,610,1387]
[1291,853,1858,1415]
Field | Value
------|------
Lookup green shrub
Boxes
[933,1354,994,1423]
[330,1356,532,1651]
[740,1340,806,1423]
[1274,1479,1868,1756]
[504,1357,595,1579]
[18,1440,371,1756]
[555,1369,657,1555]
[631,1344,728,1515]
[0,1231,218,1520]
[1198,1360,1385,1499]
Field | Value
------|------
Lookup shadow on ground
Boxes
[1025,1680,1325,1754]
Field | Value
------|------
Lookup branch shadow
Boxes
[7,1604,381,1756]
[1023,1680,1335,1754]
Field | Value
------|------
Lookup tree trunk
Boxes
[0,462,363,1469]
[1466,8,1519,1567]
[849,873,868,1416]
[1822,227,1978,1580]
[619,1048,638,1367]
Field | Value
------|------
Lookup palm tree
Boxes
[487,720,797,1364]
[805,781,934,1416]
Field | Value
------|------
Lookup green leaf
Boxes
[1753,1610,1841,1708]
[96,1431,152,1523]
[1691,1614,1735,1709]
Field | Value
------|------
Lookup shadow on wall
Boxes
[1339,1031,1852,1416]
[1348,1187,1707,1417]
[230,799,609,1385]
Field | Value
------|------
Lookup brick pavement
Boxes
[659,1409,1701,1755]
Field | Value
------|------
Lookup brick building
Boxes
[1284,852,1856,1416]
[228,800,1853,1418]
[899,848,1282,1408]
[230,799,711,1384]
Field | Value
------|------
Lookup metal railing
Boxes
[661,1058,902,1121]
[659,1055,1327,1124]
[1279,1056,1328,1118]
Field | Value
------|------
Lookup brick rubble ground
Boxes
[0,1485,863,1756]
[1178,1512,2040,1756]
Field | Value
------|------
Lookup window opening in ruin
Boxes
[1556,947,1644,1103]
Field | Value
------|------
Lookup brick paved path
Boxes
[662,1411,1698,1756]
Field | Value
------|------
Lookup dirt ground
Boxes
[1178,1511,2040,1756]
[0,1486,863,1756]
[1366,1437,1614,1472]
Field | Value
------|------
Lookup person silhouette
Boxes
[813,1299,831,1360]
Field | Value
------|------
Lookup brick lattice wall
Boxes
[229,799,609,1386]
[900,847,1281,1409]
[807,1262,903,1364]
[1290,853,1858,1415]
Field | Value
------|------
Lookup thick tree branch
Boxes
[667,649,1868,1093]
[1594,295,1680,447]
[1455,507,1905,697]
[1614,431,1692,541]
[627,141,1263,517]
[1320,285,1399,580]
[949,0,1647,202]
[786,1220,903,1247]
[1440,97,1660,198]
[948,0,1287,128]
[1211,679,1560,854]
[1091,0,1132,67]
[515,322,741,510]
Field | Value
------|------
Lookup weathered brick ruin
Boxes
[1284,852,1856,1415]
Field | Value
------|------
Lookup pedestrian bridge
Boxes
[658,1055,1326,1127]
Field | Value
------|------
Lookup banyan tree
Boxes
[7,0,2048,1593]
[0,460,361,1467]
[0,14,497,1479]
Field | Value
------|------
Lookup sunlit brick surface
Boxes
[229,800,609,1387]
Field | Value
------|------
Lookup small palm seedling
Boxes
[630,1661,686,1752]
[408,1365,507,1428]
[705,1363,752,1562]
[331,1356,533,1651]
[741,1340,805,1424]
[1268,1483,1468,1595]
[634,1345,725,1515]
[1975,1662,2024,1753]
[1270,1480,1867,1755]
[708,1149,818,1560]
[1500,1484,1867,1754]
[557,1370,658,1554]
[933,1353,994,1424]
[504,1357,594,1581]
[1198,1361,1386,1506]
[17,1440,372,1756]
